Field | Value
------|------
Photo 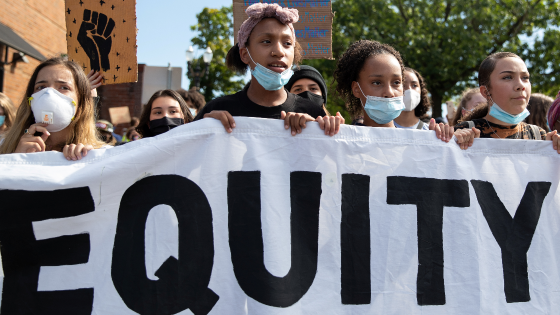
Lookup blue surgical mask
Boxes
[189,108,196,117]
[247,49,293,91]
[485,90,530,124]
[357,83,405,124]
[0,115,4,126]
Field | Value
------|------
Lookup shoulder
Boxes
[194,92,242,121]
[522,123,547,140]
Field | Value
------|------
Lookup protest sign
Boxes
[0,118,559,314]
[108,106,131,125]
[233,0,334,59]
[64,0,138,84]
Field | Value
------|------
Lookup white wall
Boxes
[141,65,183,105]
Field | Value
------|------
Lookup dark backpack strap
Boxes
[416,120,425,130]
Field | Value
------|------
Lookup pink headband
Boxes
[237,3,299,49]
[547,90,560,129]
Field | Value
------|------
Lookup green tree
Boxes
[307,0,560,119]
[189,6,245,101]
[521,28,560,96]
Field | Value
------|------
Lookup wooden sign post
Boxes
[233,0,334,60]
[64,0,138,84]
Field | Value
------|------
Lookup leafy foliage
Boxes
[307,0,560,118]
[189,6,245,101]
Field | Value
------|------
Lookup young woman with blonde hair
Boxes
[0,57,105,160]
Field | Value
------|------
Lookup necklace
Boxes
[483,118,519,139]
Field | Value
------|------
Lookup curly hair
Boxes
[177,88,206,112]
[334,40,405,117]
[404,67,430,118]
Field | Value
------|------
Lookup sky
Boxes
[136,0,234,90]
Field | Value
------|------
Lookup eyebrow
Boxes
[151,106,179,110]
[499,70,529,74]
[35,80,70,85]
[293,83,319,88]
[368,74,401,77]
[254,31,292,38]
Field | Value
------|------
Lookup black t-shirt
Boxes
[194,88,326,121]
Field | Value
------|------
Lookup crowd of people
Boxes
[0,2,559,161]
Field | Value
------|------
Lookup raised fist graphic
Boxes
[78,9,115,72]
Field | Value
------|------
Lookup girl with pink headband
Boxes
[194,3,344,137]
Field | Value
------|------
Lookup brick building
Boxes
[96,64,144,134]
[0,1,182,136]
[0,0,67,105]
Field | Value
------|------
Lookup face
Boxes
[462,93,486,116]
[351,54,403,104]
[554,120,560,132]
[403,71,420,94]
[149,97,184,121]
[289,78,322,96]
[34,65,78,102]
[185,100,195,109]
[482,57,531,115]
[0,106,4,116]
[240,18,295,74]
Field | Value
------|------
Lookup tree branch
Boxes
[395,0,409,23]
[444,1,452,22]
[490,0,542,54]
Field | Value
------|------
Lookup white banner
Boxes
[0,117,559,315]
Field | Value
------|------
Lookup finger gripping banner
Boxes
[0,117,559,314]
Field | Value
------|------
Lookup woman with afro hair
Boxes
[334,40,454,142]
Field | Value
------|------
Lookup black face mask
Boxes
[149,117,185,136]
[297,91,324,107]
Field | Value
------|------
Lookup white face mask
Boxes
[403,89,421,111]
[29,87,77,132]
